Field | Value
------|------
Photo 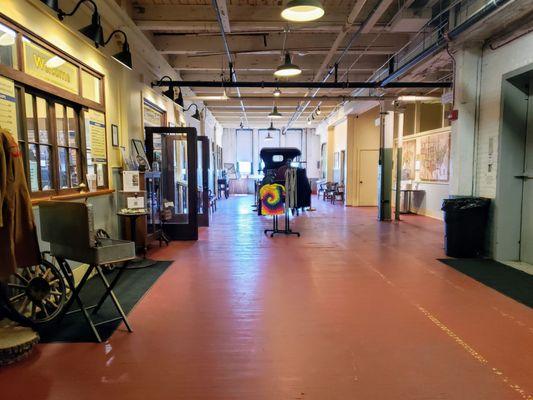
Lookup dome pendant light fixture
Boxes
[266,122,276,139]
[268,104,283,119]
[274,52,302,78]
[273,87,282,97]
[281,0,325,22]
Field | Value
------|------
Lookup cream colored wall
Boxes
[1,0,204,189]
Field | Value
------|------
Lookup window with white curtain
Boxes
[236,129,253,175]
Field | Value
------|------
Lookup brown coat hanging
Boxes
[0,129,41,281]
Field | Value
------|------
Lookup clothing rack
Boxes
[264,209,300,237]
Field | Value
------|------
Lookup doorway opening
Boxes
[495,66,533,272]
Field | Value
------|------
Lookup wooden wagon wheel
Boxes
[7,260,67,325]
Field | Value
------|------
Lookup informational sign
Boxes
[0,75,18,137]
[23,38,79,94]
[123,171,140,192]
[86,109,107,163]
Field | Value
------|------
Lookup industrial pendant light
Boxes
[316,106,321,115]
[266,122,276,139]
[268,104,283,119]
[58,0,105,48]
[273,88,282,97]
[104,30,133,70]
[274,52,302,77]
[41,0,60,12]
[281,0,325,22]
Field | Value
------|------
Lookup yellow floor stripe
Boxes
[416,305,532,400]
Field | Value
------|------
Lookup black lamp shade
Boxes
[176,90,184,108]
[79,11,105,48]
[162,87,175,101]
[192,108,201,121]
[41,0,60,11]
[113,42,133,70]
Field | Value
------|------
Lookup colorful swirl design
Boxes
[260,184,285,216]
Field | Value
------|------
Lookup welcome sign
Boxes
[22,39,79,94]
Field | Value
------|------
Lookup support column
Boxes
[378,105,394,221]
[395,112,404,220]
[327,126,335,182]
[346,115,357,206]
[450,43,483,196]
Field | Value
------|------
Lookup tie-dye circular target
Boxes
[259,184,286,216]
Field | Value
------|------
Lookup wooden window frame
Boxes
[0,15,109,197]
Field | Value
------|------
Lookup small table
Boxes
[400,189,425,214]
[117,211,150,257]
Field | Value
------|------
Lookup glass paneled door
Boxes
[145,127,198,240]
[197,136,210,227]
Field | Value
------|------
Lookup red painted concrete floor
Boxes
[1,195,532,400]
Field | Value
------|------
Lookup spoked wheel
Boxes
[7,260,67,325]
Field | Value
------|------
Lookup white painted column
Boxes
[450,43,483,196]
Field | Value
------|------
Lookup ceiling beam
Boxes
[314,0,369,82]
[152,32,408,55]
[168,53,387,71]
[361,0,397,34]
[135,20,390,34]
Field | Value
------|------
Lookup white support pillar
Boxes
[450,43,483,196]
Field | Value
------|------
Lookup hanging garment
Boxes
[0,129,41,281]
[284,167,297,210]
[259,183,285,216]
[296,168,312,208]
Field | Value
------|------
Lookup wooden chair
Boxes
[324,182,338,202]
[331,184,345,204]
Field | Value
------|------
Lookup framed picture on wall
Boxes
[111,124,119,147]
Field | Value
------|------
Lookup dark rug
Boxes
[438,258,533,308]
[39,260,172,343]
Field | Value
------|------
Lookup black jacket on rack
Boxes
[295,168,312,208]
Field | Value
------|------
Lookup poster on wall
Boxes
[0,76,18,137]
[419,131,450,182]
[86,109,107,163]
[401,140,416,180]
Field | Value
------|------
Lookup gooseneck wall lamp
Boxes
[58,0,105,48]
[183,103,201,121]
[41,0,60,12]
[104,30,133,70]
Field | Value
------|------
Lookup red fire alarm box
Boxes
[446,109,459,121]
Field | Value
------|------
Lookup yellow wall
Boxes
[1,0,189,188]
[348,107,381,206]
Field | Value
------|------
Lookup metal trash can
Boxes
[441,197,491,257]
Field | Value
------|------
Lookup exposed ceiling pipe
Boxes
[211,0,248,124]
[224,95,399,101]
[283,0,394,131]
[154,80,451,89]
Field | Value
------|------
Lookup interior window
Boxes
[23,92,84,194]
[0,23,17,68]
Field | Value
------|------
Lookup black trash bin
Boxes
[441,197,491,257]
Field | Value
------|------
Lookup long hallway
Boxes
[1,196,532,399]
